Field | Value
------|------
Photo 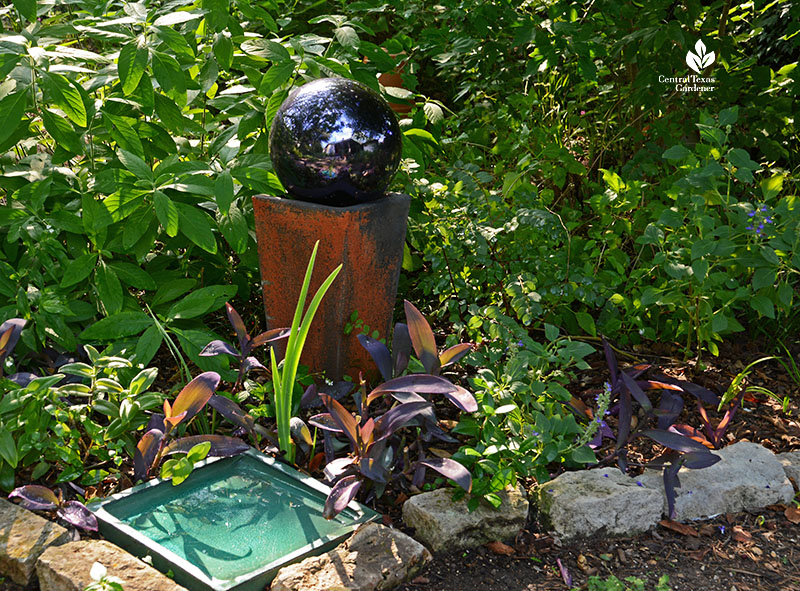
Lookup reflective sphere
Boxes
[269,78,402,206]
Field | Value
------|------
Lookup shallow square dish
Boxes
[93,448,379,591]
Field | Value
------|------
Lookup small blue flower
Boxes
[747,211,756,218]
[746,226,753,230]
[603,474,609,478]
[636,481,643,487]
[761,205,768,212]
[765,217,773,223]
[719,525,726,534]
[765,485,771,489]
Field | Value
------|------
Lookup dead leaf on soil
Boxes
[784,506,800,524]
[699,524,717,537]
[688,549,710,561]
[411,576,430,584]
[486,541,515,556]
[732,525,753,543]
[659,519,699,537]
[577,554,589,572]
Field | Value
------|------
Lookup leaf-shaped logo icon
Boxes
[686,39,715,74]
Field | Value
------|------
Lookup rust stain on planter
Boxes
[252,194,410,382]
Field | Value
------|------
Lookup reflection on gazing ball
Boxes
[269,77,402,206]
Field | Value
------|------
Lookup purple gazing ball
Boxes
[268,78,403,207]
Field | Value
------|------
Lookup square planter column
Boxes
[252,193,410,382]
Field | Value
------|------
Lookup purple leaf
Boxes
[207,394,255,434]
[134,428,164,481]
[171,372,219,423]
[241,356,265,374]
[323,475,362,520]
[250,327,290,348]
[443,385,478,413]
[615,389,632,451]
[656,391,683,429]
[359,440,390,483]
[162,435,249,457]
[417,457,472,492]
[663,460,683,520]
[602,337,618,388]
[198,340,239,358]
[654,375,719,405]
[0,318,25,364]
[621,372,652,413]
[308,412,344,433]
[146,413,165,433]
[556,558,572,587]
[300,384,318,408]
[357,333,393,382]
[324,457,356,481]
[7,372,36,386]
[225,302,250,353]
[375,401,434,439]
[320,394,359,451]
[439,343,474,369]
[682,450,721,469]
[9,485,58,510]
[404,301,440,375]
[58,501,98,532]
[391,322,412,376]
[368,374,465,403]
[642,429,711,453]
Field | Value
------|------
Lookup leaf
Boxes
[58,501,98,531]
[95,263,123,315]
[186,441,212,463]
[368,374,461,401]
[403,300,440,374]
[319,394,359,451]
[439,343,473,368]
[207,394,255,434]
[760,174,784,200]
[153,11,201,26]
[199,340,238,357]
[258,61,295,96]
[175,202,217,253]
[750,295,775,319]
[417,457,472,492]
[41,72,87,127]
[12,0,37,21]
[80,311,152,340]
[134,428,164,481]
[641,429,712,453]
[167,285,235,320]
[171,371,220,423]
[152,52,187,106]
[9,485,58,510]
[213,34,233,70]
[334,26,359,49]
[423,102,444,125]
[215,171,235,214]
[659,519,699,537]
[662,144,690,161]
[240,39,291,61]
[135,325,162,366]
[357,333,392,382]
[621,371,652,413]
[218,203,249,254]
[118,149,152,181]
[375,401,433,439]
[575,311,596,336]
[40,109,82,153]
[0,90,28,145]
[153,190,179,236]
[681,450,721,469]
[323,475,362,520]
[250,328,290,348]
[0,318,25,363]
[162,435,249,458]
[0,430,18,468]
[118,41,148,95]
[785,506,800,524]
[391,322,412,376]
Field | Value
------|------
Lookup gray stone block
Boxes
[402,485,528,552]
[778,451,800,489]
[271,523,430,591]
[640,441,794,521]
[534,468,662,543]
[37,540,187,591]
[0,497,70,585]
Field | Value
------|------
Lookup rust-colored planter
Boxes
[252,193,410,382]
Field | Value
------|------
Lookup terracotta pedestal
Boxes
[252,193,410,382]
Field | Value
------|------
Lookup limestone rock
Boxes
[778,451,800,489]
[534,468,662,542]
[271,522,430,591]
[0,497,70,585]
[640,441,793,521]
[37,540,186,591]
[402,485,528,552]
